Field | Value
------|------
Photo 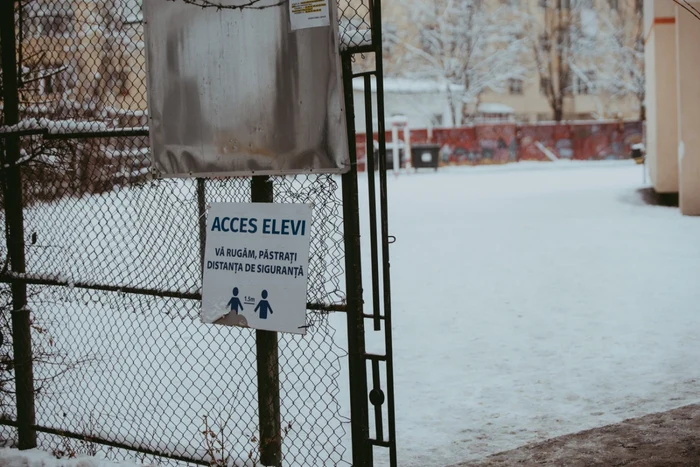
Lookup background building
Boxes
[8,0,149,199]
[349,0,644,127]
[19,0,146,124]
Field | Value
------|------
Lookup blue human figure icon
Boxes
[226,287,244,315]
[254,290,274,320]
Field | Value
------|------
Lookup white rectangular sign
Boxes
[201,203,312,335]
[290,0,330,31]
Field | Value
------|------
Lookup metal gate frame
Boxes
[0,0,397,464]
[340,0,398,463]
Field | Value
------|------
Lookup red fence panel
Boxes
[354,121,643,171]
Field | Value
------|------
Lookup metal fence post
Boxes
[251,176,281,467]
[340,53,372,466]
[197,178,207,275]
[0,0,38,449]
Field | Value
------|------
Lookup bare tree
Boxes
[390,0,530,126]
[596,0,645,120]
[0,284,90,425]
[524,0,603,121]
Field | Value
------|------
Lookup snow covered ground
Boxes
[5,160,700,467]
[11,176,348,466]
[367,161,700,466]
[0,448,142,467]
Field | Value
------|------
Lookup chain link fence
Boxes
[1,0,376,464]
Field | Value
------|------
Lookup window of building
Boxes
[43,74,54,94]
[563,72,574,95]
[574,70,597,95]
[508,78,524,95]
[37,66,65,95]
[539,33,551,52]
[42,16,63,36]
[608,0,619,9]
[580,7,598,36]
[585,70,597,92]
[116,70,130,97]
[419,26,438,54]
[540,77,552,95]
[39,13,72,37]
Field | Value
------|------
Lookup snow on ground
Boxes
[0,448,142,467]
[368,161,700,466]
[5,160,700,467]
[11,176,347,466]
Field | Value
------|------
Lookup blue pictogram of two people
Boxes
[227,287,274,320]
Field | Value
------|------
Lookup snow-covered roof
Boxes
[389,115,409,125]
[478,103,515,114]
[353,77,465,94]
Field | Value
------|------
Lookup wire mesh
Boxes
[0,0,365,464]
[339,0,373,50]
[0,285,17,432]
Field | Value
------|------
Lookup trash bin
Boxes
[372,148,404,171]
[630,143,645,165]
[411,143,440,171]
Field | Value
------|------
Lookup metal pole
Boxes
[251,176,281,467]
[372,0,399,462]
[340,54,371,467]
[0,0,37,449]
[197,178,207,276]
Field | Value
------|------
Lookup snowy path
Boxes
[366,161,700,466]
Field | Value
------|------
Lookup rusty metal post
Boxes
[1,0,37,449]
[251,176,281,466]
[197,178,207,276]
[339,54,372,466]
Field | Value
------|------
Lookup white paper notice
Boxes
[290,0,330,31]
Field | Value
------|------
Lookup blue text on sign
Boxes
[211,217,307,236]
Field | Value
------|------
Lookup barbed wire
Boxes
[165,0,288,10]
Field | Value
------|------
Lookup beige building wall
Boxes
[480,81,552,123]
[644,0,679,193]
[675,2,700,215]
[481,85,640,123]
